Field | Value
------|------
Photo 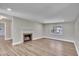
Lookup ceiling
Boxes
[0,3,79,23]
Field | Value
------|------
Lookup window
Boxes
[51,25,63,35]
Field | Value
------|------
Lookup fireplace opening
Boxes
[23,33,32,42]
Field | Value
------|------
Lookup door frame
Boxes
[0,22,6,40]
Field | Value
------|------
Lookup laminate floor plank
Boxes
[0,37,78,56]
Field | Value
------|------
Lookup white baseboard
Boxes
[12,37,74,45]
[33,37,44,40]
[44,37,74,43]
[12,41,23,45]
[5,38,12,40]
[12,37,43,45]
[74,42,79,56]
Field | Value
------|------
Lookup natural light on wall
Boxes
[0,15,7,20]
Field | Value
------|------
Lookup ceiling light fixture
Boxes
[7,8,12,11]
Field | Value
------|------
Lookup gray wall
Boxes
[75,17,79,55]
[11,16,79,55]
[12,17,43,44]
[43,22,75,41]
[12,17,75,43]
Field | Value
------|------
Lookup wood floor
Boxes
[0,37,78,56]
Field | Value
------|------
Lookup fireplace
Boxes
[23,33,32,42]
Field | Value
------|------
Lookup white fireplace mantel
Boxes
[21,30,33,42]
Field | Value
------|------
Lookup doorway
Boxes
[0,22,6,40]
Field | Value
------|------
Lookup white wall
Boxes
[12,17,43,44]
[43,22,75,41]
